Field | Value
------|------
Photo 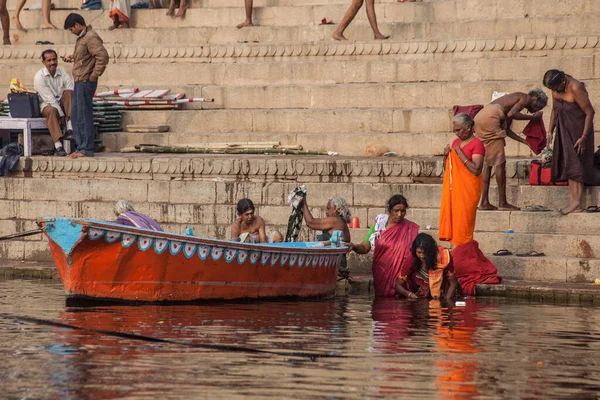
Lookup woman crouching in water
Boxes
[231,198,283,243]
[396,233,458,301]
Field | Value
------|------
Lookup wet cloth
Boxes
[452,240,502,295]
[109,0,131,24]
[285,186,307,242]
[439,142,484,246]
[551,99,600,185]
[115,211,163,231]
[369,215,419,297]
[523,119,547,155]
[474,103,508,166]
[405,246,454,299]
[452,104,484,119]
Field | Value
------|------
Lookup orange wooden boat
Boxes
[37,217,347,303]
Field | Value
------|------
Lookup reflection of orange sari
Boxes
[439,149,482,246]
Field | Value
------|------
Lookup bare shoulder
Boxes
[255,215,266,226]
[493,92,525,110]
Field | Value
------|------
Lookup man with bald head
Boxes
[475,89,548,211]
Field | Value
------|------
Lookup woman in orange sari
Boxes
[439,113,502,295]
[395,233,458,301]
[348,195,419,297]
[439,113,485,246]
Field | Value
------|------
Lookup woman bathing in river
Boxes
[230,198,283,243]
[302,195,352,278]
[348,194,419,296]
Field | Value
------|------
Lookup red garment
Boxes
[451,137,485,160]
[372,219,419,297]
[452,105,484,119]
[523,119,547,155]
[452,240,502,295]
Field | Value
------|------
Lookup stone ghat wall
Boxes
[3,154,600,282]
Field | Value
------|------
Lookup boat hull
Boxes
[40,218,346,302]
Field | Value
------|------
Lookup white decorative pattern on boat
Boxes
[88,228,105,240]
[84,227,343,269]
[224,248,237,263]
[138,236,153,251]
[154,239,168,254]
[211,246,223,261]
[298,254,306,268]
[170,241,183,255]
[280,253,289,266]
[237,249,248,264]
[105,231,122,243]
[270,253,280,267]
[249,251,260,264]
[121,234,136,248]
[198,245,210,260]
[289,254,297,267]
[260,252,270,266]
[183,243,197,259]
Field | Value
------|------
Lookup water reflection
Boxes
[2,279,600,399]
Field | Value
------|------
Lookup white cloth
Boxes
[368,213,389,249]
[33,67,74,116]
[287,185,307,208]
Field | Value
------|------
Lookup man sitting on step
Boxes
[33,49,74,157]
[474,89,548,211]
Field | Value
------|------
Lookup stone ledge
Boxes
[15,154,532,180]
[0,34,598,61]
[336,277,600,303]
[0,261,58,279]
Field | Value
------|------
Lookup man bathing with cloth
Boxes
[475,89,548,211]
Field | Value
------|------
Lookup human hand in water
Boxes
[574,136,587,155]
[406,292,418,300]
[532,111,543,121]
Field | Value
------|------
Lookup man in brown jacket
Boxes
[63,13,109,158]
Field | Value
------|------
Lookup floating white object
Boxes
[455,301,466,306]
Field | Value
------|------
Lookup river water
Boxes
[1,279,600,399]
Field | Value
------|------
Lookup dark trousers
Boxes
[72,81,97,156]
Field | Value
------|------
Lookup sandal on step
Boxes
[517,250,545,257]
[584,206,600,213]
[493,249,512,256]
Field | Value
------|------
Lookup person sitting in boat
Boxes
[397,233,458,301]
[301,196,352,279]
[231,198,283,243]
[114,200,163,231]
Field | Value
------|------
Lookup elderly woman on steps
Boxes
[332,0,390,41]
[348,195,419,297]
[543,69,600,214]
[439,113,485,246]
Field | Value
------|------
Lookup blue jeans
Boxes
[72,81,97,156]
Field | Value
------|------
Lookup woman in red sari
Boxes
[348,195,419,297]
[395,233,458,301]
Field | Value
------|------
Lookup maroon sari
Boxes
[372,219,419,297]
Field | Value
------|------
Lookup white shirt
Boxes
[33,67,74,117]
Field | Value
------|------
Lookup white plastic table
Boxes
[0,117,47,157]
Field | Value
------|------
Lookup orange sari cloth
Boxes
[439,149,482,246]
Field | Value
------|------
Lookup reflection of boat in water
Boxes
[37,217,347,303]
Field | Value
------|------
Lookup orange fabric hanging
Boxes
[439,150,482,246]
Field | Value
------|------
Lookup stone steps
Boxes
[98,129,600,158]
[3,52,597,88]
